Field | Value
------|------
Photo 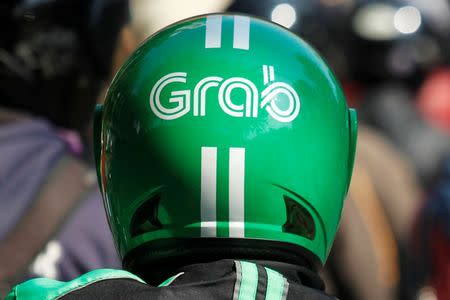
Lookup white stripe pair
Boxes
[201,147,245,238]
[205,15,250,50]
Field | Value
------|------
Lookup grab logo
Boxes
[149,65,300,122]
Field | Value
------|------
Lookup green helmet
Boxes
[94,14,357,279]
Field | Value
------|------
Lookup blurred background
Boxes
[1,0,449,299]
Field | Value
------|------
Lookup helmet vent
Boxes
[130,193,163,237]
[282,195,316,240]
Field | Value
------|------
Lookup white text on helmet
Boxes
[149,66,300,122]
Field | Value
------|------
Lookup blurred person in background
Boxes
[0,0,133,296]
[329,125,423,300]
[413,68,450,300]
[299,0,450,185]
[226,0,450,299]
[413,156,450,300]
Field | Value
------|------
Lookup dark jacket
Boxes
[7,260,336,299]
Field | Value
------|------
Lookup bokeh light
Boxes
[271,3,297,28]
[394,6,422,34]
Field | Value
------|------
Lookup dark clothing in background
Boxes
[0,112,120,284]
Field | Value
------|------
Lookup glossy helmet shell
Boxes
[94,14,357,277]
